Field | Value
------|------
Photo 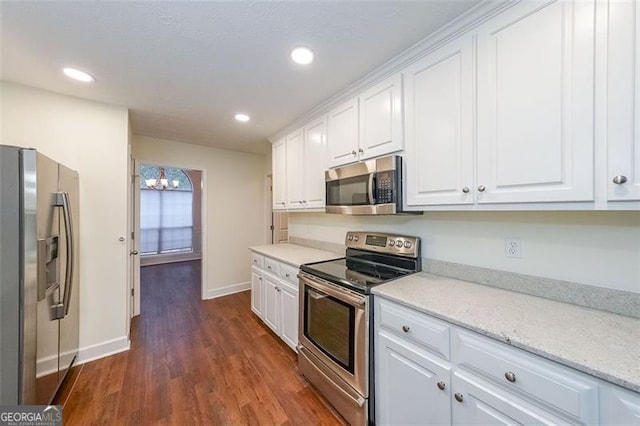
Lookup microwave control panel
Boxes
[376,171,395,204]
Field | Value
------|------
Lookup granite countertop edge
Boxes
[249,243,343,267]
[373,277,640,393]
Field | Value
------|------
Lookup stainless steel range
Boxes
[297,232,421,425]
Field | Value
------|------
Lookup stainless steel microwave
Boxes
[325,155,418,215]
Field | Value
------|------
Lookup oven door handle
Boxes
[300,274,366,308]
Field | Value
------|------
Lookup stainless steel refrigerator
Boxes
[0,145,80,405]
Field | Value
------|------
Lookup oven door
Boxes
[298,272,367,396]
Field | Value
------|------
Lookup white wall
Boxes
[132,135,267,298]
[1,81,131,360]
[289,211,640,293]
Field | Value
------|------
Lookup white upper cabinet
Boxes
[285,127,305,209]
[327,74,403,168]
[272,138,287,210]
[359,73,404,161]
[404,36,474,206]
[327,97,359,167]
[476,0,595,204]
[606,0,640,201]
[303,117,327,209]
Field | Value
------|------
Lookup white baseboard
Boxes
[36,354,58,378]
[205,281,250,299]
[76,336,130,365]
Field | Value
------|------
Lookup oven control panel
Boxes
[345,231,420,258]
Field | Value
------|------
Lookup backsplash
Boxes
[288,211,640,295]
[422,259,639,318]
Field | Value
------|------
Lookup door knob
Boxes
[129,250,139,256]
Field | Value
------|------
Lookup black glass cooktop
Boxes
[300,249,419,294]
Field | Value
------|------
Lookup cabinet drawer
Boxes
[452,329,599,424]
[280,263,299,286]
[377,298,450,360]
[264,257,280,275]
[251,253,264,269]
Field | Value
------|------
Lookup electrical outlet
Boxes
[505,239,521,258]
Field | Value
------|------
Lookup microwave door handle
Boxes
[368,173,375,204]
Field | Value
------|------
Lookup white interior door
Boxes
[130,158,141,317]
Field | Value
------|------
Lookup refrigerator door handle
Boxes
[54,192,74,317]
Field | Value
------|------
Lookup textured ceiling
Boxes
[1,1,479,155]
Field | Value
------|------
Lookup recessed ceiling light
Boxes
[235,113,250,122]
[63,67,95,83]
[291,46,314,65]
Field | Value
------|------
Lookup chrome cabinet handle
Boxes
[267,265,272,270]
[130,250,139,256]
[454,393,464,403]
[477,185,486,192]
[437,381,446,391]
[402,325,410,333]
[462,187,470,193]
[258,277,262,281]
[613,175,628,184]
[358,148,364,154]
[351,150,357,156]
[285,273,290,278]
[505,371,516,383]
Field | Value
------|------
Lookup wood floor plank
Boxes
[61,260,346,425]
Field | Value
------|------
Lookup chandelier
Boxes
[145,167,179,190]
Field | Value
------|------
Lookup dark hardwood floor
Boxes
[61,260,345,425]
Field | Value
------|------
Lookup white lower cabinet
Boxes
[249,251,299,352]
[250,267,263,318]
[375,297,638,425]
[376,330,451,425]
[263,274,281,335]
[279,283,298,350]
[451,371,567,425]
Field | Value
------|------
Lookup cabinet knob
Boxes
[267,265,272,270]
[505,371,516,383]
[462,187,470,193]
[437,381,446,391]
[358,148,364,154]
[351,150,357,156]
[477,185,486,192]
[402,325,410,333]
[454,393,464,403]
[613,175,628,185]
[285,273,290,278]
[258,277,262,281]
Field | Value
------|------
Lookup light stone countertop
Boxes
[249,243,343,267]
[373,272,640,393]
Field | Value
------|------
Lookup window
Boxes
[139,165,193,256]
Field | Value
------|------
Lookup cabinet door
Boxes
[376,330,451,425]
[359,73,403,161]
[285,128,305,209]
[600,385,640,425]
[304,117,327,209]
[262,274,280,335]
[250,267,263,319]
[451,371,567,425]
[404,36,474,206]
[327,98,359,168]
[272,139,287,209]
[476,0,595,203]
[279,284,298,352]
[606,0,640,201]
